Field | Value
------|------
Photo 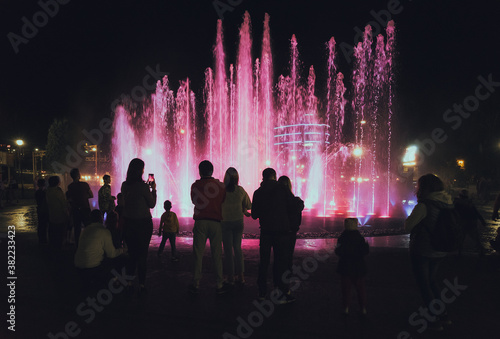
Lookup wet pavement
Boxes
[1,199,500,339]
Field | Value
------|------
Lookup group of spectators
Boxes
[188,160,305,302]
[31,160,497,323]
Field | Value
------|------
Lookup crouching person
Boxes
[74,209,127,295]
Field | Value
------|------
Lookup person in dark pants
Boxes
[405,174,453,331]
[35,178,49,244]
[335,218,369,316]
[121,158,157,294]
[277,175,304,275]
[453,189,486,256]
[46,176,69,251]
[252,168,301,304]
[67,168,93,247]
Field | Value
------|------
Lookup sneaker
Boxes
[428,320,444,331]
[188,284,199,294]
[216,283,233,295]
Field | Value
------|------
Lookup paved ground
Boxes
[1,200,499,339]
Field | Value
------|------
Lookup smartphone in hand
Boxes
[148,173,155,184]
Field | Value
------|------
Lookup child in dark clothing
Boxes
[335,218,369,315]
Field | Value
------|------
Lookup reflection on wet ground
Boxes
[1,199,498,251]
[0,204,38,233]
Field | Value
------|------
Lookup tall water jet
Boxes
[260,13,274,169]
[111,13,397,222]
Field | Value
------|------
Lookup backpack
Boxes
[424,200,464,252]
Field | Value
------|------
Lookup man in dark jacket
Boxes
[67,168,93,247]
[252,168,300,303]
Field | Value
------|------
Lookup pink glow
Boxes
[112,12,396,219]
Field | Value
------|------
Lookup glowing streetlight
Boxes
[15,139,25,198]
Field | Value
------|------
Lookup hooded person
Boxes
[404,174,453,331]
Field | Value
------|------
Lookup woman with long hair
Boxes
[221,167,252,285]
[277,175,304,274]
[404,173,453,331]
[120,158,157,294]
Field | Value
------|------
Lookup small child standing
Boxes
[335,218,369,316]
[157,200,180,261]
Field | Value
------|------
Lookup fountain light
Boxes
[353,147,363,157]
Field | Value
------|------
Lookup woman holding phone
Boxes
[121,158,157,294]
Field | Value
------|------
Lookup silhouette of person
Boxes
[404,174,453,331]
[453,189,486,256]
[221,167,252,285]
[120,158,157,294]
[252,168,301,303]
[46,176,69,251]
[157,200,180,261]
[74,209,127,294]
[335,218,369,316]
[189,160,228,294]
[35,178,49,244]
[277,175,304,275]
[98,174,116,216]
[67,168,93,247]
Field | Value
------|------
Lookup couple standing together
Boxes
[190,160,304,301]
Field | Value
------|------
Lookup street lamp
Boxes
[15,139,24,199]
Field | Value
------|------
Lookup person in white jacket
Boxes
[404,173,453,331]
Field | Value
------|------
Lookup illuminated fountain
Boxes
[112,12,397,227]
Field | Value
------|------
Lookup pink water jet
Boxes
[112,12,396,222]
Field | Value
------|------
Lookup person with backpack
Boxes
[404,174,454,331]
[453,189,486,256]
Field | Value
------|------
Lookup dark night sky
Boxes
[1,0,499,154]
